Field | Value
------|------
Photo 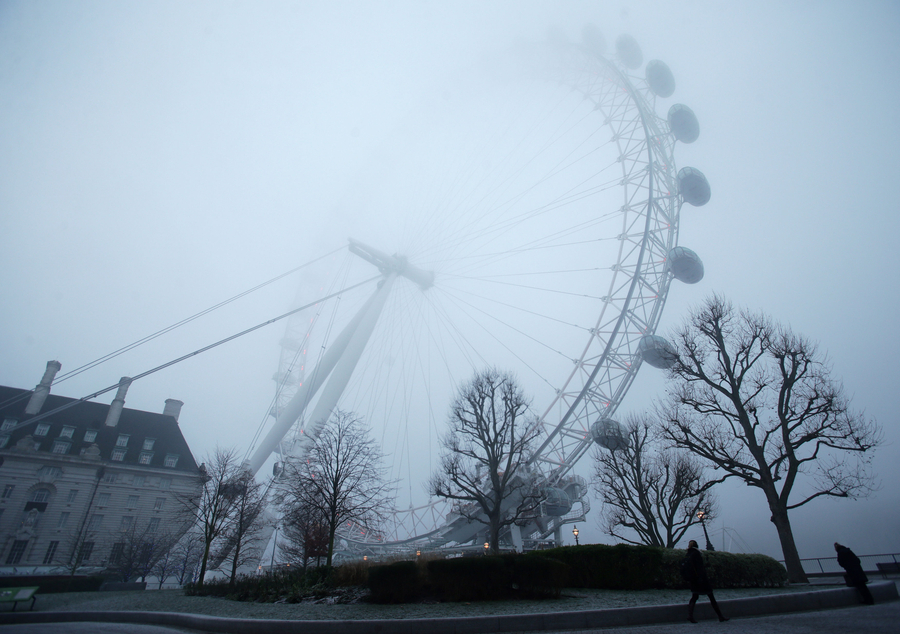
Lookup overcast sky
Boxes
[2,1,898,561]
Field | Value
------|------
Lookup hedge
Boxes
[366,554,568,603]
[528,544,787,589]
[0,575,105,594]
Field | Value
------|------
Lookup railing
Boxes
[790,553,900,578]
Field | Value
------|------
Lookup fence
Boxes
[791,553,900,578]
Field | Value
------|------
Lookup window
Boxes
[52,440,70,454]
[60,426,75,439]
[120,516,133,531]
[97,493,110,507]
[138,452,153,465]
[164,454,179,468]
[126,495,139,509]
[2,484,14,499]
[79,541,94,563]
[34,423,50,436]
[43,541,59,564]
[133,475,145,487]
[83,429,97,442]
[1,418,16,431]
[159,478,171,491]
[5,540,28,564]
[148,517,160,533]
[139,543,153,565]
[56,512,70,529]
[102,473,117,484]
[29,489,50,503]
[37,466,61,479]
[109,542,124,564]
[115,434,129,447]
[0,435,8,449]
[111,448,126,461]
[88,514,103,530]
[142,438,155,451]
[67,489,79,503]
[153,497,165,511]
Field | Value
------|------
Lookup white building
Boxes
[0,361,201,575]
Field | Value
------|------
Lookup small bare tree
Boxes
[150,529,184,588]
[170,532,204,586]
[429,368,542,554]
[217,471,269,586]
[173,448,244,587]
[106,516,172,582]
[659,295,881,582]
[279,410,393,567]
[280,501,330,569]
[593,415,718,548]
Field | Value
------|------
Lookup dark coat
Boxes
[836,545,868,586]
[685,547,712,594]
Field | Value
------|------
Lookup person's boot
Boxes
[710,596,729,622]
[688,598,698,623]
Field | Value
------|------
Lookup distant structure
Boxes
[0,361,200,574]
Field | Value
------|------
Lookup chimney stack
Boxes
[104,377,132,427]
[24,360,62,415]
[163,399,183,422]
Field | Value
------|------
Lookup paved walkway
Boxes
[0,582,896,634]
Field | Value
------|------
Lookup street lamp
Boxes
[573,525,580,546]
[696,510,715,551]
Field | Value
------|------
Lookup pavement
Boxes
[0,581,896,634]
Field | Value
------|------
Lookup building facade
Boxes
[0,361,201,575]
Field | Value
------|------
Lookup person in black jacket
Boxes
[684,539,728,623]
[835,542,875,604]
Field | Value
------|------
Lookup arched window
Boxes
[29,488,51,503]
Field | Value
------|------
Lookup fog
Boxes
[2,1,898,561]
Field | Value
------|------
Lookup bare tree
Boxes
[173,448,244,587]
[429,368,542,554]
[280,501,330,569]
[106,516,178,583]
[169,531,204,586]
[217,471,269,586]
[593,414,718,548]
[279,410,393,567]
[658,295,881,582]
[150,529,184,589]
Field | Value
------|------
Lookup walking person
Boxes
[834,542,875,604]
[682,539,728,623]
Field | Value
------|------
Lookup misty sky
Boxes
[2,1,898,561]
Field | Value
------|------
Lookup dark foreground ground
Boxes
[0,580,897,634]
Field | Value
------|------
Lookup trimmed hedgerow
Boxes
[423,554,568,602]
[367,560,421,603]
[0,575,105,594]
[528,544,786,589]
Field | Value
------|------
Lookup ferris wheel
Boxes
[249,26,710,553]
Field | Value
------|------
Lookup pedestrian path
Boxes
[0,581,896,634]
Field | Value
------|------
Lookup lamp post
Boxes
[696,510,715,551]
[573,525,580,546]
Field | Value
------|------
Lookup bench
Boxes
[0,586,38,611]
[876,562,900,578]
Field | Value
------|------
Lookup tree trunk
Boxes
[197,541,212,588]
[229,541,241,587]
[769,505,808,583]
[489,512,501,555]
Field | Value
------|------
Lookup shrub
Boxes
[426,554,568,602]
[368,560,421,603]
[529,544,786,590]
[0,575,105,594]
[332,560,369,587]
